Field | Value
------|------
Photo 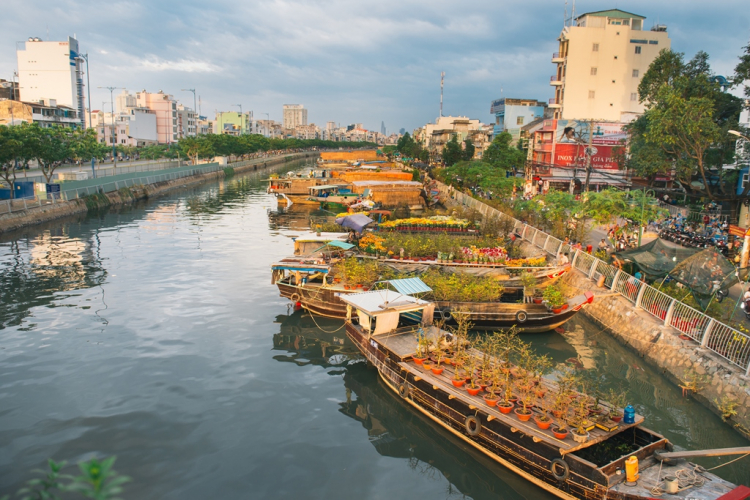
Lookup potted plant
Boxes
[542,284,566,314]
[452,367,467,388]
[413,336,430,365]
[535,395,554,430]
[606,387,628,423]
[431,345,445,375]
[515,388,535,422]
[520,271,537,303]
[483,386,499,407]
[552,416,569,440]
[571,397,591,443]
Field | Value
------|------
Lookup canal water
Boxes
[1,164,748,499]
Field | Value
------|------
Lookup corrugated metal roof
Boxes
[387,277,432,295]
[337,290,428,315]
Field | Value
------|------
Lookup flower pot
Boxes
[507,395,519,404]
[514,408,533,421]
[552,307,563,314]
[611,415,623,423]
[483,395,499,407]
[356,284,363,289]
[413,356,427,365]
[534,416,552,430]
[561,304,569,310]
[497,401,514,414]
[361,287,369,291]
[552,410,563,418]
[431,366,444,376]
[344,285,351,290]
[572,430,589,443]
[476,380,488,390]
[466,386,482,396]
[535,389,546,398]
[533,298,543,304]
[421,362,433,371]
[452,379,466,388]
[552,427,569,440]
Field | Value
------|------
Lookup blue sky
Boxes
[2,0,749,133]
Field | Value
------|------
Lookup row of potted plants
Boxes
[411,323,629,443]
[379,216,475,232]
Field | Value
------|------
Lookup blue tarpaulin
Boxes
[335,214,374,233]
[386,277,432,295]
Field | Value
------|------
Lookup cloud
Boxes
[141,58,220,73]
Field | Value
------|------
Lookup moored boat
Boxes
[337,289,744,500]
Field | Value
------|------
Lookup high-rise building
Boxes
[16,36,85,127]
[215,110,252,135]
[116,90,137,113]
[551,9,670,122]
[282,104,307,129]
[136,90,178,144]
[381,121,386,135]
[176,104,196,138]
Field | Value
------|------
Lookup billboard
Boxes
[553,143,622,170]
[490,99,504,114]
[555,120,627,145]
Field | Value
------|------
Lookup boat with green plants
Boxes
[338,286,746,500]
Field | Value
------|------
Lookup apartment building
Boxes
[16,36,85,127]
[282,104,307,130]
[413,116,486,158]
[490,98,547,144]
[135,90,178,144]
[551,9,670,122]
[0,98,79,128]
[88,107,158,147]
[176,104,196,139]
[215,110,252,135]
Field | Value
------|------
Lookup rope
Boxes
[303,310,346,334]
[705,452,750,471]
[648,453,749,496]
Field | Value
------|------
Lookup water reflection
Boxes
[272,310,360,368]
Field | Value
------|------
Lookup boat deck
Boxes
[610,459,735,499]
[372,328,644,456]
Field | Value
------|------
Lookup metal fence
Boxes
[438,183,750,376]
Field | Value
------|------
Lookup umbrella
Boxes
[335,214,374,233]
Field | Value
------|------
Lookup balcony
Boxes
[550,75,564,86]
[552,52,564,63]
[548,98,561,109]
[536,141,554,153]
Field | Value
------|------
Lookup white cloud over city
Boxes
[1,0,748,131]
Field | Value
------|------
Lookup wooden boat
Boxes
[307,184,360,211]
[338,289,744,500]
[272,264,589,332]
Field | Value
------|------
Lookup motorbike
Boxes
[740,298,750,320]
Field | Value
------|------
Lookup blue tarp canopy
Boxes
[312,240,356,252]
[335,214,374,233]
[386,277,432,295]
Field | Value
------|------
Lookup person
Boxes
[560,126,576,143]
[634,270,643,281]
[598,238,608,251]
[557,252,569,266]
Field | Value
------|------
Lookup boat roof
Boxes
[338,290,429,316]
[311,240,356,252]
[309,184,348,190]
[292,232,349,242]
[351,180,422,186]
[383,277,432,295]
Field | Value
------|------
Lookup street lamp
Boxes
[181,89,197,135]
[98,86,123,168]
[729,130,750,142]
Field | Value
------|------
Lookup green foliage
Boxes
[396,132,424,159]
[482,132,526,171]
[462,138,475,161]
[223,167,235,177]
[421,268,504,302]
[542,284,566,308]
[733,40,750,101]
[442,135,463,166]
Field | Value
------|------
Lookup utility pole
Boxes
[583,120,594,192]
[181,89,197,135]
[98,86,123,168]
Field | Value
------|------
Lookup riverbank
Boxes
[0,153,317,234]
[436,181,750,437]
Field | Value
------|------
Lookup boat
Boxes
[337,288,744,500]
[307,184,361,211]
[272,263,586,333]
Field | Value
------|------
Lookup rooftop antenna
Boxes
[564,0,567,28]
[440,71,445,118]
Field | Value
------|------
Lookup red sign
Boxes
[729,224,748,237]
[553,143,621,170]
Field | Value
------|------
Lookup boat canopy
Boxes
[309,184,347,191]
[335,214,374,233]
[383,277,432,295]
[338,290,429,316]
[311,240,356,253]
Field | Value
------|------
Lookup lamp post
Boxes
[234,104,243,134]
[181,88,197,136]
[730,130,750,269]
[98,86,123,168]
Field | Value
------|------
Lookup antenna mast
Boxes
[440,71,445,118]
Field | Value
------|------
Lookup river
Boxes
[1,163,747,499]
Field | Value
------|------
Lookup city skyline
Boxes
[1,0,748,132]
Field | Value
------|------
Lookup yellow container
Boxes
[625,456,639,482]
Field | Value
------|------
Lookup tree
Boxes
[483,132,526,171]
[179,135,214,165]
[442,135,463,166]
[462,138,475,161]
[0,125,21,198]
[732,40,750,102]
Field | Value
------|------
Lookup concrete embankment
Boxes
[0,153,316,234]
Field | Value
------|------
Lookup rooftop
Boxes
[576,8,645,20]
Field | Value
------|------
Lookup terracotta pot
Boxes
[611,415,623,423]
[452,379,466,388]
[552,410,563,418]
[507,395,519,404]
[534,416,552,430]
[515,408,533,421]
[413,356,427,365]
[497,402,514,414]
[552,427,569,440]
[361,287,369,291]
[431,366,444,376]
[421,362,433,371]
[356,284,363,289]
[466,386,482,396]
[483,395,499,407]
[533,298,543,304]
[552,308,563,314]
[476,380,488,390]
[344,285,351,290]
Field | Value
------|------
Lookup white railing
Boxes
[438,183,750,376]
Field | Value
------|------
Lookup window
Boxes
[635,46,642,54]
[632,69,639,78]
[630,93,638,101]
[590,67,598,76]
[592,43,599,52]
[589,90,595,99]
[516,116,524,125]
[743,173,749,189]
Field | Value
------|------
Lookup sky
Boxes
[2,0,749,133]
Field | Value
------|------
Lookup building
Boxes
[283,104,307,130]
[135,90,178,144]
[0,98,79,128]
[88,107,158,147]
[551,9,670,122]
[413,116,487,159]
[490,98,547,143]
[293,123,320,140]
[176,104,196,138]
[0,79,19,101]
[116,90,137,113]
[16,36,85,127]
[196,116,215,135]
[215,110,252,135]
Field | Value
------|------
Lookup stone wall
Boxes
[0,153,317,234]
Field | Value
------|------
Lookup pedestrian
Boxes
[598,238,608,251]
[557,252,570,266]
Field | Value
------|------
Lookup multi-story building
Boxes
[176,104,196,138]
[0,98,79,128]
[490,98,547,143]
[196,116,215,135]
[293,123,320,140]
[135,90,178,144]
[413,116,486,158]
[88,107,158,147]
[0,79,19,101]
[215,110,252,135]
[16,36,85,127]
[115,90,137,113]
[282,104,307,130]
[550,9,670,122]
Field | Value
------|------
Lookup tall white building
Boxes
[116,90,137,113]
[283,104,307,129]
[17,36,85,127]
[551,9,670,122]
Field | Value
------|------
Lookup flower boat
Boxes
[337,288,745,500]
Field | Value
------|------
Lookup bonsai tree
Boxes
[520,271,537,300]
[606,387,629,420]
[571,396,591,442]
[542,284,566,310]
